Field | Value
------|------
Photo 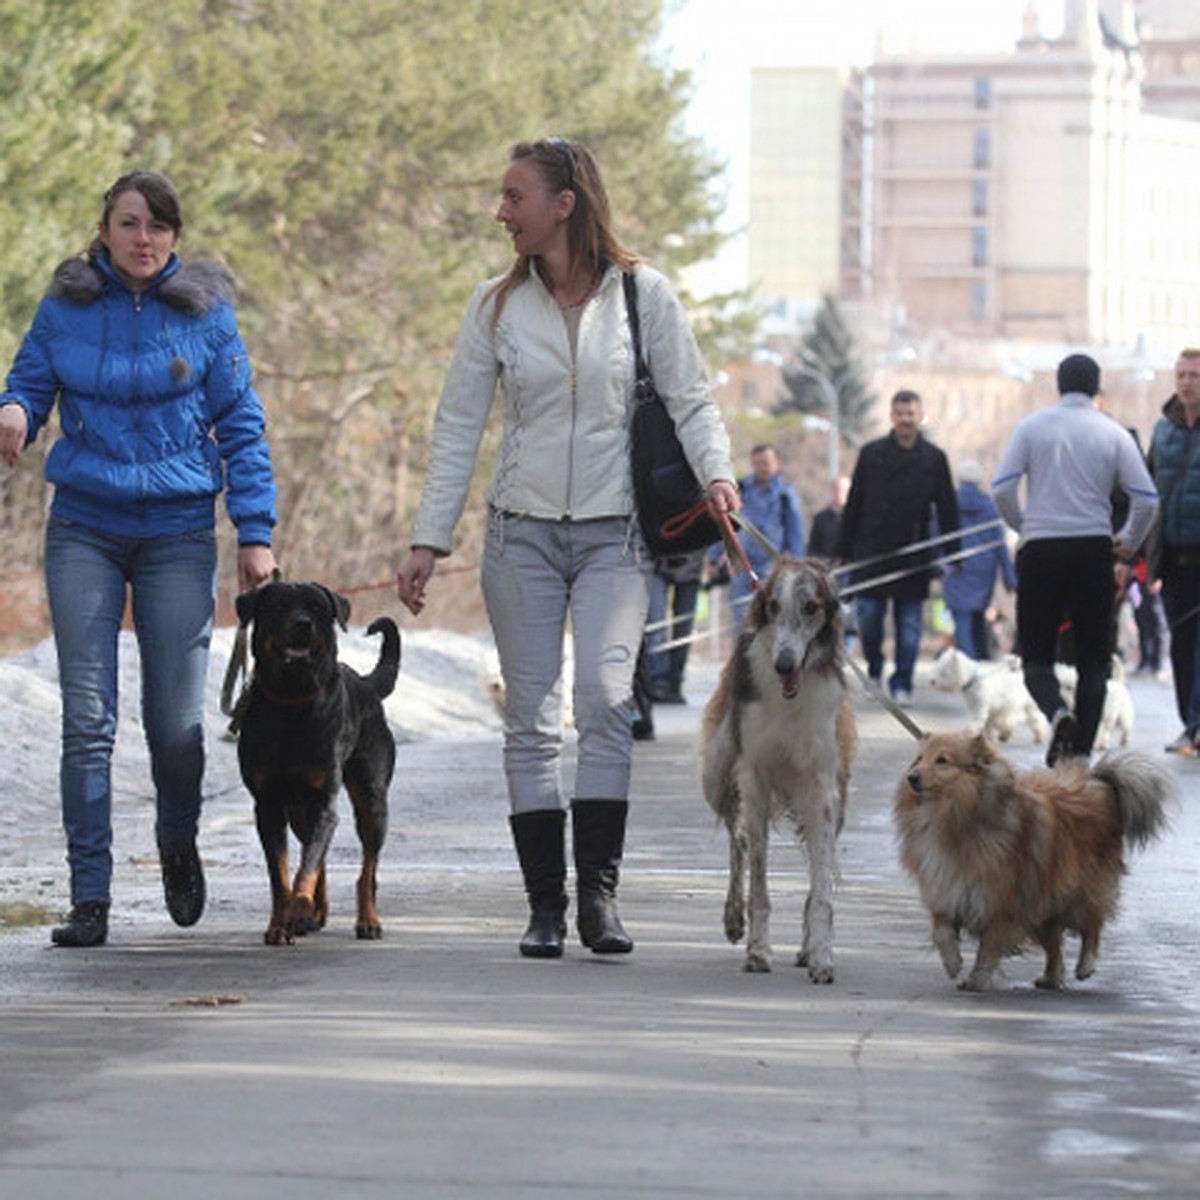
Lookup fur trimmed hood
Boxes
[47,254,238,315]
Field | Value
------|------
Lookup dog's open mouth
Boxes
[780,670,802,700]
[284,646,312,663]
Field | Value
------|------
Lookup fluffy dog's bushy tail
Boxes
[366,617,402,699]
[1091,752,1174,850]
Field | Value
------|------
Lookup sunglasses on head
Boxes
[545,136,576,192]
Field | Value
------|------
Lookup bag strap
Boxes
[621,271,654,401]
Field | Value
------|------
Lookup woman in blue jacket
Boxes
[0,170,277,947]
[941,461,1016,659]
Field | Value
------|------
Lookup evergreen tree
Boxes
[776,292,876,449]
[0,0,748,600]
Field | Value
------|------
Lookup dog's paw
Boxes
[284,896,320,937]
[958,972,992,992]
[807,961,835,984]
[1075,949,1097,980]
[797,946,835,983]
[743,949,773,973]
[355,922,383,941]
[933,932,962,979]
[723,903,746,945]
[264,924,294,946]
[938,950,963,979]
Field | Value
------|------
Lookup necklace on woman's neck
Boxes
[553,268,598,311]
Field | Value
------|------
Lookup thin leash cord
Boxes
[715,509,926,740]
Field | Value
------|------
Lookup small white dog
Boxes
[1054,657,1135,750]
[929,646,1049,743]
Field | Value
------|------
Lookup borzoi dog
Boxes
[702,556,856,982]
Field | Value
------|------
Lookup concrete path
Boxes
[1,668,1198,1199]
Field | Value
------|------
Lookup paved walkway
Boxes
[1,668,1198,1199]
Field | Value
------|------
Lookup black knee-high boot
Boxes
[572,799,633,954]
[509,810,568,958]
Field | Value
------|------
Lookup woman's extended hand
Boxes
[0,404,28,468]
[397,547,436,615]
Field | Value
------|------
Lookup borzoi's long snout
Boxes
[772,641,808,699]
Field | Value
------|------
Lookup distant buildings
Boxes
[748,0,1200,361]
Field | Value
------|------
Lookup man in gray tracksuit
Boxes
[992,353,1158,764]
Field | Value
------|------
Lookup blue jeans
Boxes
[45,519,217,905]
[854,595,924,694]
[950,608,989,660]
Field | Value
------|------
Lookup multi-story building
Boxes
[863,0,1200,352]
[748,67,863,321]
[747,0,1200,358]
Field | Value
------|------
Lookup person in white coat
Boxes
[397,137,738,958]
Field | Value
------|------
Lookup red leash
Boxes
[717,509,761,592]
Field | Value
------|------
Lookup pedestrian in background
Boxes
[1148,347,1200,754]
[837,389,959,705]
[645,548,705,705]
[716,443,806,621]
[993,353,1157,764]
[0,169,278,948]
[941,460,1015,660]
[808,474,849,563]
[396,137,738,959]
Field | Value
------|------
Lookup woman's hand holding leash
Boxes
[237,545,279,593]
[706,478,740,518]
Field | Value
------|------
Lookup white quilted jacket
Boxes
[410,262,734,554]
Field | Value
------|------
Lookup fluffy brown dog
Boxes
[894,733,1172,991]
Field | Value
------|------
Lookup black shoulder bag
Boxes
[623,271,721,557]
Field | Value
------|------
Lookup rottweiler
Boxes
[234,582,400,945]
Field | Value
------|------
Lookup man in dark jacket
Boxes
[837,390,959,704]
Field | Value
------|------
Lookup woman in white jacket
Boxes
[397,137,738,959]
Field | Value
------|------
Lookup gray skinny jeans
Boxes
[482,511,651,814]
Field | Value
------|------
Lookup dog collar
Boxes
[253,680,321,708]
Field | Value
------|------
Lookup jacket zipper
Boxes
[563,306,579,518]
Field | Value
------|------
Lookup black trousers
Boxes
[1016,537,1114,755]
[1161,553,1200,732]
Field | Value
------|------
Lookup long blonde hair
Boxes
[488,138,637,325]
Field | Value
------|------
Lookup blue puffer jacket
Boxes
[2,251,275,543]
[940,482,1016,612]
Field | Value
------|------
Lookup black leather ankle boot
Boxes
[572,799,633,954]
[161,842,206,927]
[510,810,568,958]
[51,902,110,948]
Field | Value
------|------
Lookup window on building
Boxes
[973,129,991,170]
[972,227,988,268]
[970,282,988,319]
[973,180,989,218]
[974,78,992,110]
